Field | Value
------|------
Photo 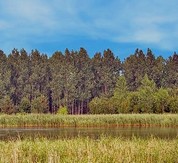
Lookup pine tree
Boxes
[123,49,147,90]
[163,52,178,88]
[49,51,64,112]
[75,48,94,114]
[137,74,157,113]
[0,50,10,99]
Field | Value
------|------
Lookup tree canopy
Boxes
[0,47,177,114]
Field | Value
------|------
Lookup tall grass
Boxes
[1,114,178,127]
[0,136,178,163]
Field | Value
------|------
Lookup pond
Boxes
[1,127,178,140]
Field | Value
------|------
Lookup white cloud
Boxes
[88,0,178,50]
[0,0,178,53]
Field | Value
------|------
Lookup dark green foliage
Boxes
[0,48,177,114]
[89,97,117,114]
[0,96,15,114]
[136,74,156,113]
[89,74,178,114]
[31,96,48,113]
[114,76,128,97]
[123,49,147,91]
[168,96,178,113]
[19,97,31,113]
[127,92,141,113]
[162,53,178,88]
[123,49,165,90]
[112,76,130,113]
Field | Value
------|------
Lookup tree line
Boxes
[0,48,177,114]
[89,75,178,114]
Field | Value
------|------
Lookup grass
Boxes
[0,136,178,163]
[1,114,178,162]
[1,114,178,127]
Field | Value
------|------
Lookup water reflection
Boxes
[0,127,178,140]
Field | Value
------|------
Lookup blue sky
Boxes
[0,0,178,60]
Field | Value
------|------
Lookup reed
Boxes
[1,114,178,127]
[0,136,178,163]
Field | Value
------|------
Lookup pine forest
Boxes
[0,47,178,114]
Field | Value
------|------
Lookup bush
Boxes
[19,97,31,113]
[128,92,141,113]
[154,88,169,113]
[88,75,178,114]
[167,96,178,113]
[57,106,68,115]
[89,97,117,114]
[0,96,15,114]
[31,95,48,113]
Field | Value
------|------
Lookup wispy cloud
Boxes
[0,0,178,55]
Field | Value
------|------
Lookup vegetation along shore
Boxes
[1,114,178,127]
[0,136,178,163]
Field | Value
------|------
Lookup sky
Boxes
[0,0,178,60]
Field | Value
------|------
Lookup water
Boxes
[0,127,178,140]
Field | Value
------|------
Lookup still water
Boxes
[1,127,178,140]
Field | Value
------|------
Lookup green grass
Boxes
[0,136,178,163]
[1,114,178,127]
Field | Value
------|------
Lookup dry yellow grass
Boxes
[0,136,178,163]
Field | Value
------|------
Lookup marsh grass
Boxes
[1,114,178,127]
[0,136,178,163]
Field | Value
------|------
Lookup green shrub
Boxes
[167,96,178,113]
[57,106,68,115]
[0,96,15,114]
[89,97,117,114]
[154,88,169,113]
[19,97,31,113]
[31,95,48,113]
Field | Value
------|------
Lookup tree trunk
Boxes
[104,84,107,94]
[81,100,84,114]
[48,89,53,113]
[78,101,81,114]
[86,99,89,114]
[74,99,77,114]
